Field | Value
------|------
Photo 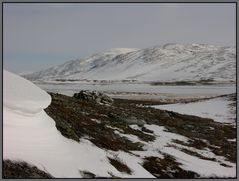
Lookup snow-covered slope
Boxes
[152,96,236,125]
[3,70,153,178]
[24,44,236,83]
[24,48,138,81]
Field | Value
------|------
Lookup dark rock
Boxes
[73,90,113,105]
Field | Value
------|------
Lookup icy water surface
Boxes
[36,82,235,98]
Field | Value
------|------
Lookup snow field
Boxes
[152,96,236,125]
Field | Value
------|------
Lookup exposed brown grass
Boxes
[108,157,132,174]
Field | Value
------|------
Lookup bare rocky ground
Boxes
[3,92,236,178]
[2,160,53,178]
[109,93,235,106]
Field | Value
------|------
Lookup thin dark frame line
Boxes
[1,2,3,179]
[236,1,238,180]
[1,1,237,179]
[1,1,238,3]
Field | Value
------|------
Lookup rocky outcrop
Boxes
[73,90,114,105]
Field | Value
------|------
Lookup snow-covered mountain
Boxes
[23,44,236,83]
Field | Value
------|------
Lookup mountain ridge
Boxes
[23,43,236,83]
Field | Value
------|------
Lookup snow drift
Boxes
[4,70,51,113]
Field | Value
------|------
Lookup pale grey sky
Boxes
[3,3,236,73]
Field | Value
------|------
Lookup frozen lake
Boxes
[36,82,236,100]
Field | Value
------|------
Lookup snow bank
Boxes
[3,70,51,113]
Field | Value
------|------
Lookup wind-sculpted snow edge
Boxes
[3,70,51,113]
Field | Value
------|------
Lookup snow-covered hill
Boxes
[24,44,236,83]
